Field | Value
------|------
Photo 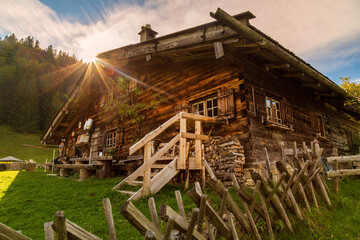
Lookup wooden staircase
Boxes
[113,112,216,200]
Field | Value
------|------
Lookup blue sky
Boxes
[1,0,359,85]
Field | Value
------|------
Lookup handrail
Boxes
[327,155,360,164]
[113,134,180,190]
[129,112,216,155]
[129,113,181,155]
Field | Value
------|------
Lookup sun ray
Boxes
[37,61,85,97]
[95,57,171,97]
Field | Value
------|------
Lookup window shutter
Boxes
[116,128,124,147]
[310,111,318,130]
[217,88,235,119]
[281,98,293,125]
[254,88,266,116]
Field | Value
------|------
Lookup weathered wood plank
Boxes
[159,205,206,240]
[186,187,232,239]
[0,222,31,240]
[120,201,163,240]
[102,198,117,240]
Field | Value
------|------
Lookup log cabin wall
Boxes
[72,57,249,159]
[243,64,360,168]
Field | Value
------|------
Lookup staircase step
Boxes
[127,180,143,186]
[129,158,179,201]
[115,190,136,196]
[156,156,178,161]
[151,164,167,169]
[139,172,158,177]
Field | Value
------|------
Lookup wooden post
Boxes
[142,142,153,196]
[60,160,70,177]
[185,142,191,189]
[179,117,187,169]
[240,198,261,240]
[163,216,175,240]
[249,180,261,213]
[143,230,154,240]
[197,194,207,233]
[102,198,117,240]
[280,142,286,165]
[120,201,163,239]
[44,222,55,240]
[148,197,160,230]
[259,192,274,240]
[175,190,186,219]
[264,148,273,179]
[195,120,202,169]
[54,211,67,240]
[201,144,206,190]
[231,173,240,191]
[226,213,239,240]
[293,142,298,159]
[186,208,200,240]
[332,148,339,193]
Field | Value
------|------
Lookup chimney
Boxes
[138,24,158,42]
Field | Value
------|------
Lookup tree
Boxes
[340,77,360,114]
[9,77,40,133]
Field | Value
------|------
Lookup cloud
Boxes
[0,0,360,66]
[353,78,360,84]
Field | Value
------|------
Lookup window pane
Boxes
[207,99,212,108]
[199,102,204,111]
[213,98,218,107]
[214,108,218,117]
[208,109,212,117]
[266,98,271,108]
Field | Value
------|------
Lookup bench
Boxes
[54,164,102,181]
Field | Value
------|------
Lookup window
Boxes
[316,114,325,137]
[266,96,281,124]
[192,97,218,117]
[310,111,325,137]
[105,131,116,149]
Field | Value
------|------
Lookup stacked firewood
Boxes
[204,136,245,186]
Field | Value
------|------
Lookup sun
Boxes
[83,55,97,64]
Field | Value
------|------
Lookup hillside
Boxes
[0,125,53,163]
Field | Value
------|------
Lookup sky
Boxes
[0,0,359,85]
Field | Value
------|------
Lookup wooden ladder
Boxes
[112,112,216,200]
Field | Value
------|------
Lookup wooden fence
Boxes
[118,143,333,239]
[326,148,360,193]
[0,142,342,240]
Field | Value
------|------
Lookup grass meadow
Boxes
[0,169,359,239]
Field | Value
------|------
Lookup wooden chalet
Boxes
[41,9,360,197]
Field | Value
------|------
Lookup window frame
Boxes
[265,96,282,124]
[192,96,218,118]
[105,130,117,149]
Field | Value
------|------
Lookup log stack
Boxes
[204,136,245,186]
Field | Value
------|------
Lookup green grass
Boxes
[0,125,53,163]
[0,170,360,240]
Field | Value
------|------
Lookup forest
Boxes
[0,34,84,133]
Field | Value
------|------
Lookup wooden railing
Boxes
[113,112,216,198]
